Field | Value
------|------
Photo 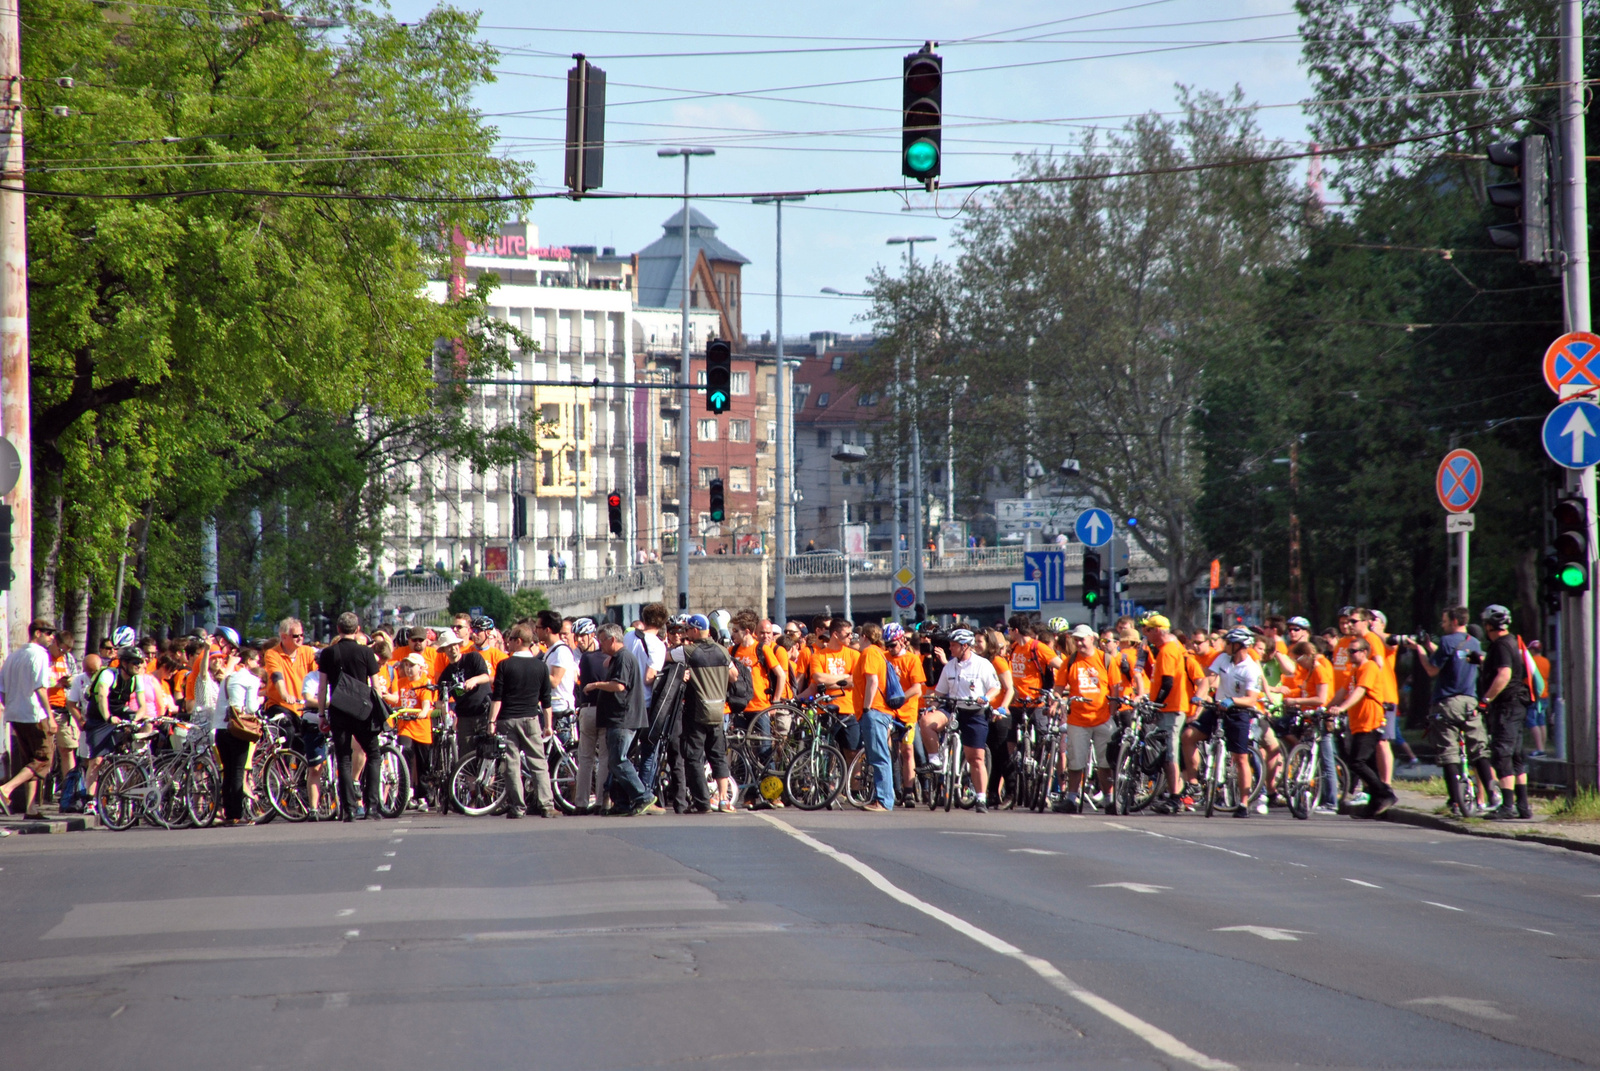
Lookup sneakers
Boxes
[626,794,658,817]
[1346,792,1370,808]
[1486,802,1519,821]
[1232,805,1249,818]
[1252,797,1269,816]
[1052,793,1080,814]
[974,800,989,814]
[1313,803,1339,816]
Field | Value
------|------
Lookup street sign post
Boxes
[1544,400,1600,469]
[1436,449,1484,610]
[1010,581,1040,612]
[1075,508,1113,547]
[1023,550,1065,602]
[1544,330,1600,397]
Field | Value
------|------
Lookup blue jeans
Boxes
[862,709,896,810]
[1319,732,1339,806]
[605,725,650,811]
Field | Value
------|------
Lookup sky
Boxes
[387,0,1319,340]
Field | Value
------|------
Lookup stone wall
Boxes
[687,557,769,616]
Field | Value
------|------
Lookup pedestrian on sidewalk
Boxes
[0,620,60,819]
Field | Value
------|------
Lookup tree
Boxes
[448,577,513,630]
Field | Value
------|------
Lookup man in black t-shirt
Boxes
[436,629,492,759]
[1478,604,1532,820]
[488,623,556,818]
[317,611,383,822]
[584,623,653,815]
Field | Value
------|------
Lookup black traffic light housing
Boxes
[705,339,732,414]
[564,54,606,197]
[1552,494,1590,596]
[1081,548,1102,608]
[1487,135,1553,266]
[512,494,527,540]
[0,504,13,587]
[708,478,726,523]
[901,44,942,188]
[607,491,623,536]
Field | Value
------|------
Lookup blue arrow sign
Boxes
[1543,400,1600,469]
[1075,508,1113,547]
[1024,550,1065,602]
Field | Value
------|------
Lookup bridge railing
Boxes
[381,565,666,616]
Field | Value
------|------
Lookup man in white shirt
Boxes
[0,620,61,818]
[624,603,669,706]
[1183,626,1264,818]
[930,629,1002,813]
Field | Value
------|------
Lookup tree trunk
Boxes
[32,485,63,626]
[70,588,88,659]
[127,501,154,635]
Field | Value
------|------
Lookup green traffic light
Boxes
[905,138,938,174]
[1084,591,1100,605]
[1559,563,1587,589]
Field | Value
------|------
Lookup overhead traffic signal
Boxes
[564,54,606,197]
[1487,135,1553,265]
[705,338,732,414]
[1551,495,1590,596]
[901,44,942,187]
[607,491,623,536]
[708,479,726,523]
[1081,547,1102,608]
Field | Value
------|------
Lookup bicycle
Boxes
[448,725,561,816]
[1006,696,1052,811]
[843,719,915,808]
[924,696,984,812]
[1427,705,1484,817]
[95,718,210,831]
[782,696,850,811]
[1282,708,1351,819]
[1192,700,1267,817]
[1110,697,1168,815]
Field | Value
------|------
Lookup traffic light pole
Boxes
[1558,0,1596,790]
[753,194,804,629]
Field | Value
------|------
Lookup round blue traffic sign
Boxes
[1543,399,1600,470]
[1075,508,1113,547]
[893,585,916,609]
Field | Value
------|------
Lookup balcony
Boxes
[661,450,680,465]
[755,439,769,453]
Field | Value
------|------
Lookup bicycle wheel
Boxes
[549,749,580,814]
[1284,744,1314,820]
[151,757,191,829]
[186,759,220,828]
[266,749,311,822]
[431,737,459,814]
[727,744,761,809]
[942,735,959,812]
[450,753,506,816]
[371,746,410,818]
[96,757,147,831]
[785,744,846,810]
[843,749,874,808]
[1222,750,1265,809]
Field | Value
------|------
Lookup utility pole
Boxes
[0,0,30,645]
[659,148,714,610]
[754,194,804,628]
[887,236,935,616]
[1558,0,1595,789]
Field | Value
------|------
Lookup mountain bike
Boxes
[1283,708,1351,819]
[1192,701,1267,817]
[843,719,914,807]
[449,727,556,816]
[1110,698,1167,815]
[1007,696,1052,811]
[923,697,983,812]
[783,697,849,810]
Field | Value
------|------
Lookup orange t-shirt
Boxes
[889,649,926,724]
[1008,637,1051,701]
[393,681,436,744]
[1064,650,1111,727]
[1534,654,1551,699]
[1363,633,1398,705]
[991,655,1012,701]
[263,644,318,713]
[1295,654,1335,704]
[851,644,894,718]
[1330,636,1354,697]
[734,639,773,712]
[814,646,860,716]
[763,643,792,702]
[47,654,72,711]
[1348,659,1386,733]
[1154,639,1189,713]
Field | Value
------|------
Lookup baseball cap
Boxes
[1141,613,1171,630]
[1371,609,1388,626]
[1287,616,1311,630]
[1070,624,1096,640]
[686,613,710,630]
[435,628,462,648]
[573,618,597,636]
[403,652,430,668]
[1337,605,1356,618]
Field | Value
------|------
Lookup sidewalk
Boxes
[1386,783,1600,857]
[0,803,101,836]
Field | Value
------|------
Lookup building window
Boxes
[698,511,713,534]
[540,403,560,425]
[729,466,750,492]
[862,432,873,447]
[841,471,851,486]
[767,469,776,491]
[815,392,830,408]
[816,429,830,447]
[697,419,718,442]
[732,371,750,395]
[696,370,707,386]
[858,391,878,406]
[767,421,777,443]
[541,450,554,486]
[728,419,751,442]
[765,374,776,396]
[831,355,844,371]
[699,466,719,488]
[873,506,882,523]
[795,383,812,407]
[663,420,677,444]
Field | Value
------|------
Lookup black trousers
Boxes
[987,711,1014,803]
[214,730,250,821]
[1346,730,1392,802]
[330,711,382,816]
[1486,699,1527,779]
[680,719,729,811]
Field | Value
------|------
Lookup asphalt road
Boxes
[2,805,1598,1070]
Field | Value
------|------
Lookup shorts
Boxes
[1525,699,1548,728]
[84,720,124,759]
[52,711,79,751]
[298,727,329,762]
[9,721,54,778]
[833,715,862,753]
[1155,711,1181,766]
[1066,720,1114,772]
[1269,714,1298,740]
[1486,699,1526,775]
[956,707,991,750]
[1191,706,1254,755]
[1427,695,1488,763]
[1381,703,1401,741]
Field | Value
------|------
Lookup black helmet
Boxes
[471,615,495,632]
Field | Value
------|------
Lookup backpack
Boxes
[59,767,88,813]
[883,660,907,709]
[683,641,732,726]
[726,657,755,714]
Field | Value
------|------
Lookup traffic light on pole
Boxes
[901,43,942,188]
[0,505,14,586]
[705,338,732,414]
[607,491,623,536]
[1081,548,1102,608]
[708,479,725,523]
[1487,135,1553,265]
[563,54,606,197]
[1552,495,1590,595]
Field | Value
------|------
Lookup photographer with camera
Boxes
[1407,607,1493,818]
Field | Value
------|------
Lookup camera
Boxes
[1387,630,1431,647]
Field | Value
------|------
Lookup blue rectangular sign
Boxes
[1023,550,1066,603]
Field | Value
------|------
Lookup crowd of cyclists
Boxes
[0,593,1542,828]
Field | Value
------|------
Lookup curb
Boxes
[0,813,101,835]
[1383,805,1600,858]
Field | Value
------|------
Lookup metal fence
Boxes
[784,546,1028,579]
[382,565,666,615]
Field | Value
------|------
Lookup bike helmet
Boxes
[1337,605,1356,618]
[1481,603,1512,629]
[214,625,240,648]
[113,625,137,648]
[471,615,495,632]
[883,623,906,643]
[119,645,144,667]
[572,617,597,636]
[1224,626,1254,646]
[1046,616,1069,633]
[949,628,976,646]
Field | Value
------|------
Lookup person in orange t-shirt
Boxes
[1142,614,1189,812]
[1058,625,1114,812]
[387,653,437,810]
[1329,607,1358,701]
[804,620,861,756]
[263,617,319,721]
[849,623,898,811]
[1330,639,1396,816]
[1529,640,1552,756]
[884,624,926,800]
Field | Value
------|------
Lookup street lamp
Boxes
[885,236,936,620]
[657,147,714,612]
[753,193,804,627]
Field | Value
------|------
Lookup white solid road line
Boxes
[757,813,1236,1071]
[1214,925,1310,942]
[1009,848,1062,855]
[940,830,1005,837]
[1422,901,1465,911]
[1344,879,1382,888]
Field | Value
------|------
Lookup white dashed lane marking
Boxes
[1344,879,1382,888]
[1422,901,1465,912]
[375,865,391,872]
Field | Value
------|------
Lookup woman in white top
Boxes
[215,646,264,826]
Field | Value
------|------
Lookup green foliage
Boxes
[510,588,551,622]
[448,577,513,630]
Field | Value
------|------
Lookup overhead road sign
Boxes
[1435,449,1483,514]
[1544,331,1600,398]
[1544,400,1600,469]
[1075,508,1113,547]
[1024,550,1065,602]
